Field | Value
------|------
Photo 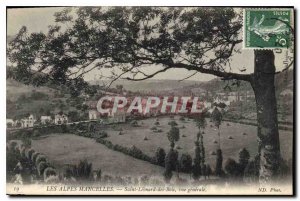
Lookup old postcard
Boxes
[6,7,294,195]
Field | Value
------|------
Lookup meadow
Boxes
[105,116,293,168]
[31,134,165,177]
[31,116,293,177]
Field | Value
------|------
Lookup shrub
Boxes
[93,169,102,181]
[44,175,60,183]
[225,158,240,178]
[31,152,41,163]
[180,153,192,173]
[205,164,212,178]
[76,160,93,180]
[7,141,18,152]
[37,161,49,176]
[165,148,178,171]
[35,155,47,166]
[164,149,178,183]
[25,148,35,160]
[155,147,166,166]
[7,147,21,178]
[96,131,108,139]
[244,159,259,183]
[192,140,201,180]
[43,167,57,181]
[167,126,180,148]
[215,149,223,177]
[131,120,139,127]
[151,126,157,131]
[238,148,250,175]
[95,138,153,165]
[19,146,26,158]
[64,160,93,181]
[163,164,173,183]
[33,130,40,137]
[21,137,32,148]
[168,121,178,127]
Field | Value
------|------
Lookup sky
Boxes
[7,7,292,82]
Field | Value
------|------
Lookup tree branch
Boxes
[170,62,252,81]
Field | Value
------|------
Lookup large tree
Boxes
[7,7,293,183]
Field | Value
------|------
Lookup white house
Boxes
[89,110,98,120]
[54,114,68,125]
[21,114,36,128]
[204,101,212,109]
[41,116,52,124]
[6,119,14,128]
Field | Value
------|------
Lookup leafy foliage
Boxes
[238,148,250,174]
[7,7,244,92]
[215,149,223,177]
[180,153,193,173]
[211,107,222,128]
[167,126,180,147]
[224,158,239,177]
[155,147,166,166]
[192,140,201,180]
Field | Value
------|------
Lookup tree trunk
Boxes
[250,50,281,184]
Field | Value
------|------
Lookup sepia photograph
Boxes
[5,6,294,195]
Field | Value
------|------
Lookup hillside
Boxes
[6,78,56,102]
[89,79,205,93]
[194,68,294,94]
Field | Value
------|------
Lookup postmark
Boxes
[244,9,293,49]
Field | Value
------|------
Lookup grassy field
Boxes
[105,116,293,168]
[31,134,165,177]
[30,116,292,179]
[6,79,55,101]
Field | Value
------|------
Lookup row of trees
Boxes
[161,112,257,183]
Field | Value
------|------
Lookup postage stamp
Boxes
[244,9,293,49]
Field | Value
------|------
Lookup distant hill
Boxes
[194,68,294,94]
[89,68,293,95]
[88,79,205,93]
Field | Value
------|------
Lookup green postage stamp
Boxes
[244,9,293,49]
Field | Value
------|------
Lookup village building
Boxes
[89,109,98,120]
[54,114,68,125]
[204,101,212,109]
[21,114,36,128]
[6,119,14,128]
